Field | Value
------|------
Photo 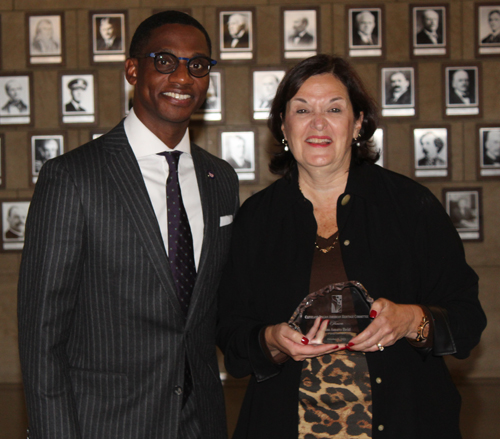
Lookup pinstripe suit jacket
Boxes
[18,121,239,439]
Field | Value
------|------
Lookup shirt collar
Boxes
[124,107,191,158]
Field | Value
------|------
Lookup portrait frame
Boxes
[412,126,451,181]
[282,7,320,61]
[89,11,127,64]
[380,65,417,118]
[347,6,384,59]
[152,8,192,15]
[122,72,134,118]
[90,129,111,141]
[219,128,258,184]
[410,5,448,58]
[477,124,500,179]
[442,187,483,241]
[0,134,5,189]
[26,12,65,66]
[476,3,500,56]
[192,70,224,123]
[443,64,481,117]
[28,131,67,186]
[251,68,286,122]
[218,8,256,62]
[59,71,98,126]
[0,72,34,127]
[372,126,385,168]
[0,198,31,252]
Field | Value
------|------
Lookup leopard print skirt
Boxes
[298,349,372,438]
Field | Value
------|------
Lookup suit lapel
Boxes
[101,124,185,318]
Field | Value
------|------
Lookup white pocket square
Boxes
[220,215,233,227]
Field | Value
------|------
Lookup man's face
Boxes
[486,131,500,158]
[421,134,438,159]
[7,207,26,234]
[228,137,245,160]
[489,12,500,32]
[261,75,279,100]
[38,21,53,39]
[100,21,115,40]
[390,73,409,94]
[70,87,84,103]
[293,18,307,33]
[452,71,469,93]
[42,140,59,160]
[126,23,210,135]
[423,10,439,32]
[6,82,22,100]
[357,12,375,36]
[228,15,245,37]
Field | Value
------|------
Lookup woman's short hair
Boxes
[268,54,379,177]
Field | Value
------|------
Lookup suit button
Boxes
[344,240,350,246]
[376,377,382,384]
[174,386,183,396]
[341,194,351,205]
[378,424,385,431]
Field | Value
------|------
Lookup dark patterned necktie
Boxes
[158,151,197,315]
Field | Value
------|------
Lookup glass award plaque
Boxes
[288,281,374,344]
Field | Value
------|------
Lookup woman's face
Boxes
[281,73,363,175]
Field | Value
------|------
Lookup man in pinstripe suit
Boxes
[18,11,239,439]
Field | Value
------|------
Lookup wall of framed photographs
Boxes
[0,1,499,386]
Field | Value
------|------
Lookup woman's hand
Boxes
[265,318,342,361]
[347,298,423,352]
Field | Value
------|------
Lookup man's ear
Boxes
[125,58,139,86]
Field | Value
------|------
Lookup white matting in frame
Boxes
[221,131,255,181]
[412,6,447,56]
[91,12,127,63]
[1,199,30,251]
[283,9,318,59]
[381,67,415,117]
[0,74,32,125]
[445,66,479,116]
[372,128,384,167]
[0,134,4,189]
[219,10,253,60]
[479,127,500,177]
[253,70,285,120]
[477,5,500,55]
[349,8,383,58]
[61,74,96,124]
[413,128,448,178]
[193,71,222,122]
[30,134,65,184]
[443,188,482,241]
[28,13,63,64]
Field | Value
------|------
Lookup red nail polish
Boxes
[301,337,309,345]
[332,345,339,349]
[370,310,378,318]
[348,342,355,347]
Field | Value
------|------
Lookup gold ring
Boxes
[377,343,384,352]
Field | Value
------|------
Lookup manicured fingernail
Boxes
[348,342,355,347]
[370,310,378,318]
[301,337,309,345]
[332,345,339,349]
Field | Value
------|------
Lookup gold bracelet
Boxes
[415,315,429,342]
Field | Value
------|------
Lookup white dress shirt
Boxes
[124,108,204,269]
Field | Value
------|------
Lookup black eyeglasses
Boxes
[142,52,217,78]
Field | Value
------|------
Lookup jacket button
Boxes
[174,386,183,396]
[343,240,350,246]
[376,377,382,384]
[341,194,351,205]
[378,424,385,431]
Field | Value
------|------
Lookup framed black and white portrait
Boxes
[411,5,447,57]
[219,9,254,61]
[90,11,127,63]
[0,134,4,189]
[443,188,482,241]
[477,4,500,56]
[1,199,30,251]
[413,127,449,179]
[444,65,480,116]
[478,126,500,178]
[60,72,97,125]
[0,73,33,126]
[122,73,134,117]
[381,67,416,117]
[193,71,223,122]
[252,69,285,121]
[371,127,385,167]
[282,8,319,60]
[29,133,65,185]
[27,13,64,65]
[220,129,257,183]
[348,7,383,58]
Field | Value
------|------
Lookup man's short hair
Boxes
[488,9,500,19]
[420,132,445,153]
[129,10,212,58]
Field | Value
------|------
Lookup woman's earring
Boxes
[355,133,361,147]
[282,138,289,152]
